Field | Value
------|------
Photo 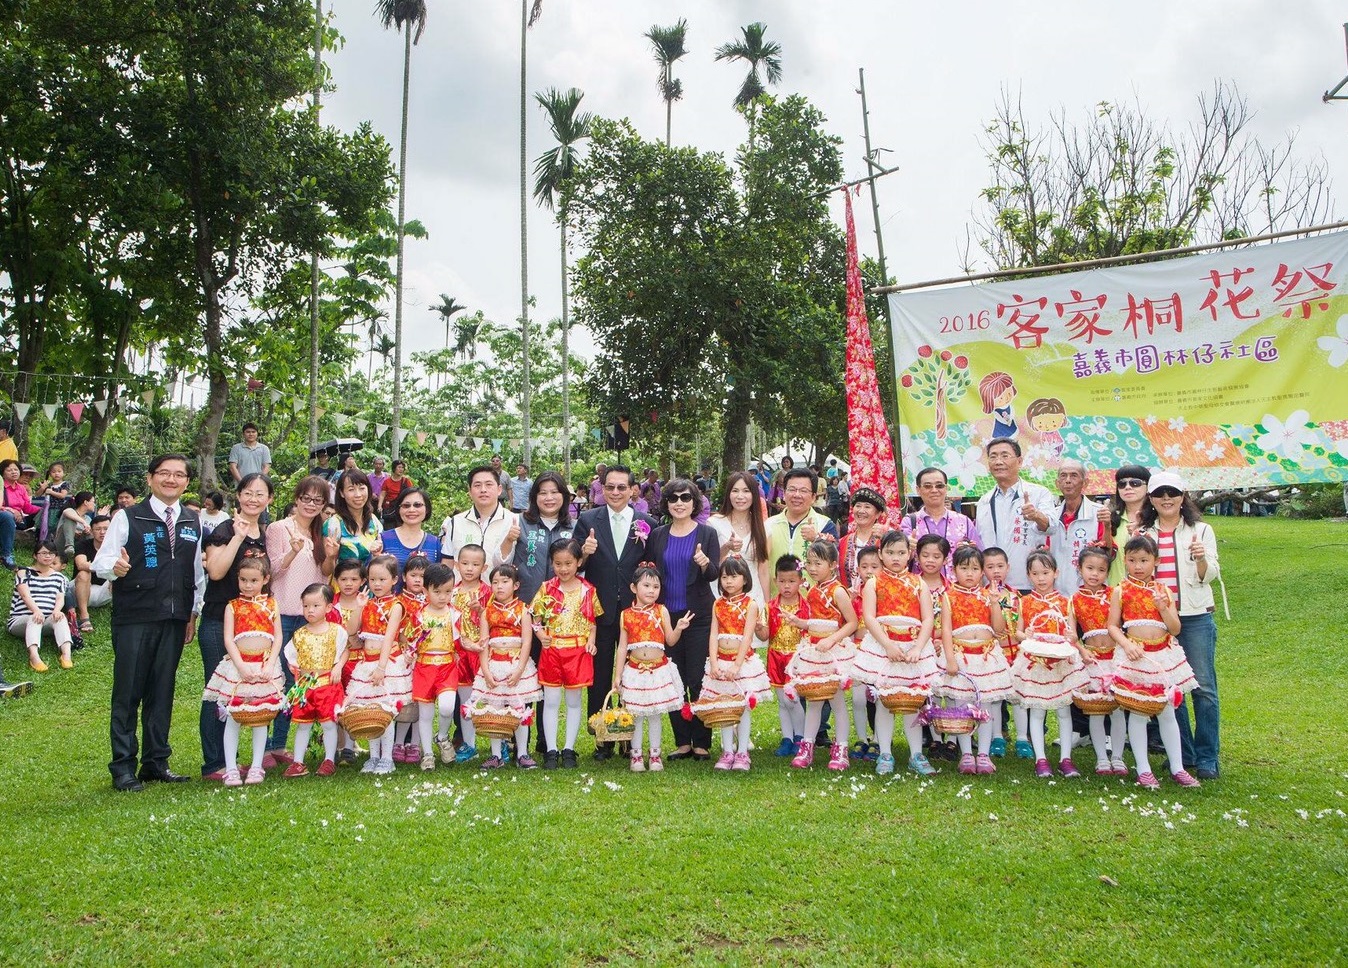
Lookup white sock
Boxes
[224,718,241,772]
[1012,703,1029,743]
[648,715,662,753]
[977,704,995,755]
[321,722,337,762]
[1157,704,1184,775]
[457,687,475,746]
[802,701,823,744]
[851,684,870,743]
[437,692,455,742]
[1128,711,1153,776]
[490,738,503,758]
[542,687,561,752]
[1055,706,1074,759]
[832,690,850,747]
[957,732,973,755]
[720,725,735,753]
[396,720,414,746]
[250,726,268,769]
[1030,708,1047,761]
[378,722,395,761]
[632,716,645,753]
[293,723,313,762]
[418,703,435,755]
[1090,715,1110,765]
[563,689,582,750]
[514,725,529,756]
[775,687,804,739]
[1110,709,1127,764]
[903,713,925,759]
[737,710,752,754]
[874,705,895,754]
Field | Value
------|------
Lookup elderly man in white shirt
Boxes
[1045,459,1111,596]
[974,438,1054,591]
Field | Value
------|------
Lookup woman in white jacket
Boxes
[1139,472,1221,780]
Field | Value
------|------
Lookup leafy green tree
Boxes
[644,19,689,147]
[533,86,592,480]
[375,0,428,462]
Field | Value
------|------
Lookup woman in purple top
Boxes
[899,466,981,575]
[646,479,720,761]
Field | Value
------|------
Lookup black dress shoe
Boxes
[561,748,579,768]
[1197,768,1220,781]
[666,748,693,761]
[691,749,711,761]
[113,774,144,792]
[592,746,613,762]
[138,767,190,784]
[542,750,559,770]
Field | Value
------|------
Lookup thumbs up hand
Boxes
[581,528,598,557]
[692,543,710,569]
[113,548,132,577]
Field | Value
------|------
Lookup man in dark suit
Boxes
[576,464,658,760]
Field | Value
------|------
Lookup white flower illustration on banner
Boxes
[1256,410,1314,461]
[1317,314,1348,368]
[1164,444,1182,461]
[1337,439,1348,461]
[899,425,930,471]
[940,445,985,491]
[1168,416,1188,432]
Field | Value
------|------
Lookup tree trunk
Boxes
[719,385,749,475]
[518,0,532,464]
[560,210,570,480]
[390,21,412,461]
[193,277,229,490]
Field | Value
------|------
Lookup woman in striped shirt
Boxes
[8,539,74,672]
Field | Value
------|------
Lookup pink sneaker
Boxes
[1034,758,1052,778]
[1136,771,1161,790]
[222,767,243,788]
[1059,758,1081,779]
[975,754,996,775]
[245,766,265,785]
[648,751,663,773]
[1111,760,1130,776]
[791,740,815,769]
[731,752,751,772]
[827,743,849,771]
[958,753,977,775]
[714,750,736,770]
[1095,762,1113,776]
[630,752,646,773]
[391,744,406,763]
[1171,770,1201,788]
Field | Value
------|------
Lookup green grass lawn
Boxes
[0,518,1345,966]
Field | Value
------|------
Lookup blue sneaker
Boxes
[774,737,796,757]
[908,753,938,776]
[1014,739,1034,759]
[989,737,1007,758]
[876,753,895,775]
[455,743,479,764]
[849,740,870,761]
[499,740,513,762]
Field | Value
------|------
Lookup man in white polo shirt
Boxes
[1046,459,1110,596]
[975,438,1054,591]
[440,464,521,574]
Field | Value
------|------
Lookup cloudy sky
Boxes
[320,0,1348,373]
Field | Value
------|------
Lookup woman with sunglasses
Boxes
[1138,471,1222,781]
[380,488,440,573]
[646,479,721,760]
[263,475,341,767]
[1107,465,1152,584]
[899,467,981,578]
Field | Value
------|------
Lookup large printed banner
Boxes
[888,231,1348,494]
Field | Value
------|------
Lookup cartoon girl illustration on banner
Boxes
[1025,397,1068,460]
[979,372,1019,441]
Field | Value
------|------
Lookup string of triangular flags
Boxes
[6,389,158,425]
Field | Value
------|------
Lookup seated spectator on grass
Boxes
[55,490,96,559]
[71,515,113,634]
[8,539,75,672]
[0,458,40,569]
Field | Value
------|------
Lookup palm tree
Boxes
[532,87,592,480]
[714,21,782,150]
[645,19,689,147]
[519,0,543,465]
[451,313,483,362]
[427,295,466,389]
[375,0,428,462]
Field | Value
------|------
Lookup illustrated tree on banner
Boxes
[900,345,970,440]
[842,189,902,524]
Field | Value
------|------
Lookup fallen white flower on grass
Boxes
[988,813,999,821]
[320,818,328,827]
[603,781,623,792]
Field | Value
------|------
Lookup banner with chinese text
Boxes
[888,231,1348,494]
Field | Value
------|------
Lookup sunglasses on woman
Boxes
[668,493,695,503]
[1151,488,1183,498]
[1116,479,1146,489]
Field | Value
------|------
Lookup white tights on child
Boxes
[802,691,850,748]
[457,686,476,747]
[418,693,456,756]
[1089,709,1128,767]
[224,720,268,772]
[956,702,999,756]
[774,687,804,741]
[1128,706,1183,776]
[995,702,1029,743]
[490,725,530,761]
[631,714,664,754]
[1030,705,1073,762]
[292,721,338,764]
[542,687,582,752]
[850,684,871,745]
[368,722,395,761]
[718,710,752,755]
[873,706,926,759]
